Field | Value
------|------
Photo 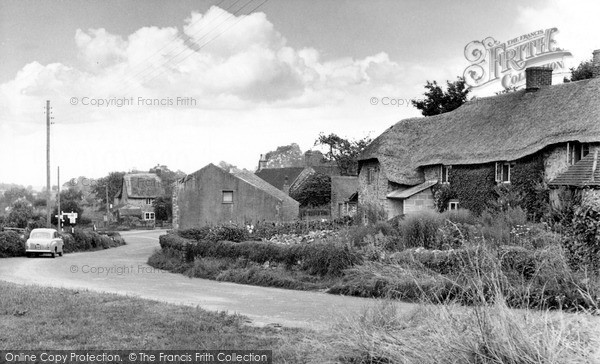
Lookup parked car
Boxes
[25,228,64,258]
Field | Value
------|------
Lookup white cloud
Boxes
[516,0,600,66]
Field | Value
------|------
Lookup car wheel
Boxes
[58,250,63,257]
[51,249,56,258]
[26,252,31,258]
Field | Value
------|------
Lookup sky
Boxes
[1,0,599,188]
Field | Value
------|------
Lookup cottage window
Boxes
[145,198,153,205]
[144,212,155,220]
[440,165,451,184]
[568,142,590,165]
[448,200,459,211]
[495,162,512,183]
[222,190,234,204]
[366,168,375,185]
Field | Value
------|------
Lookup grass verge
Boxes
[0,281,317,362]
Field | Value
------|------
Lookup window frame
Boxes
[440,164,451,184]
[222,190,234,204]
[366,167,374,185]
[568,142,590,165]
[495,162,513,183]
[145,198,153,205]
[144,212,155,220]
[448,200,459,211]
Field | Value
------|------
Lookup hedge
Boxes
[60,229,125,253]
[160,233,361,277]
[0,231,25,257]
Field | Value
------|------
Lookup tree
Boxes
[153,196,172,222]
[51,188,84,226]
[2,187,33,205]
[564,59,594,82]
[91,171,125,210]
[315,133,372,176]
[6,199,34,228]
[290,173,331,208]
[149,165,185,197]
[412,77,470,116]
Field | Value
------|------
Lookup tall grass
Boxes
[309,245,600,364]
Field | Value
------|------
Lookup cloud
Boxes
[516,0,600,65]
[1,5,412,121]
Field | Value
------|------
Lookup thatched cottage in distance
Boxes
[358,50,600,219]
[172,164,299,229]
[114,173,164,221]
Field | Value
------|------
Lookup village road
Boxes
[0,230,415,329]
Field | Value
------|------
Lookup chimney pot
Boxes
[593,49,600,79]
[525,67,553,92]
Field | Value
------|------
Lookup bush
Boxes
[0,231,24,257]
[441,209,476,225]
[562,196,600,271]
[61,229,124,253]
[159,233,361,277]
[398,211,443,249]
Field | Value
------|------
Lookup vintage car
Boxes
[25,228,64,258]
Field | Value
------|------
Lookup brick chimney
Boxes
[525,67,553,92]
[593,49,600,78]
[257,154,267,171]
[282,176,290,195]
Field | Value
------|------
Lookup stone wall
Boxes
[358,160,404,220]
[403,189,436,215]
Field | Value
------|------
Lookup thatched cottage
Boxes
[358,50,600,218]
[114,173,164,221]
[172,164,299,229]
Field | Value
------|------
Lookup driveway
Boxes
[0,230,414,329]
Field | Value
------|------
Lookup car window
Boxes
[30,232,52,239]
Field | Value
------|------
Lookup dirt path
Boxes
[0,230,414,329]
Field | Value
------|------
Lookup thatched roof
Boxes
[119,173,163,198]
[360,77,600,185]
[549,152,600,187]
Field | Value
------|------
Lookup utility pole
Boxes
[57,166,61,232]
[46,100,51,226]
[105,184,110,227]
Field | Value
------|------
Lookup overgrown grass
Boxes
[148,248,333,291]
[309,299,600,363]
[0,281,316,362]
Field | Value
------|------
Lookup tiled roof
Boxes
[549,152,600,187]
[255,167,304,190]
[387,180,438,199]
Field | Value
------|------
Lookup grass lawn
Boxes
[0,281,316,363]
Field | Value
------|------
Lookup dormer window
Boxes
[440,165,451,184]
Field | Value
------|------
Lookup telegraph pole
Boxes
[46,100,51,226]
[106,184,110,227]
[57,166,61,232]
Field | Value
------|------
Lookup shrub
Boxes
[0,231,24,257]
[441,209,476,225]
[398,211,443,249]
[562,196,600,271]
[159,233,361,277]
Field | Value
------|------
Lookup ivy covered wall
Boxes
[432,154,548,218]
[432,163,496,215]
